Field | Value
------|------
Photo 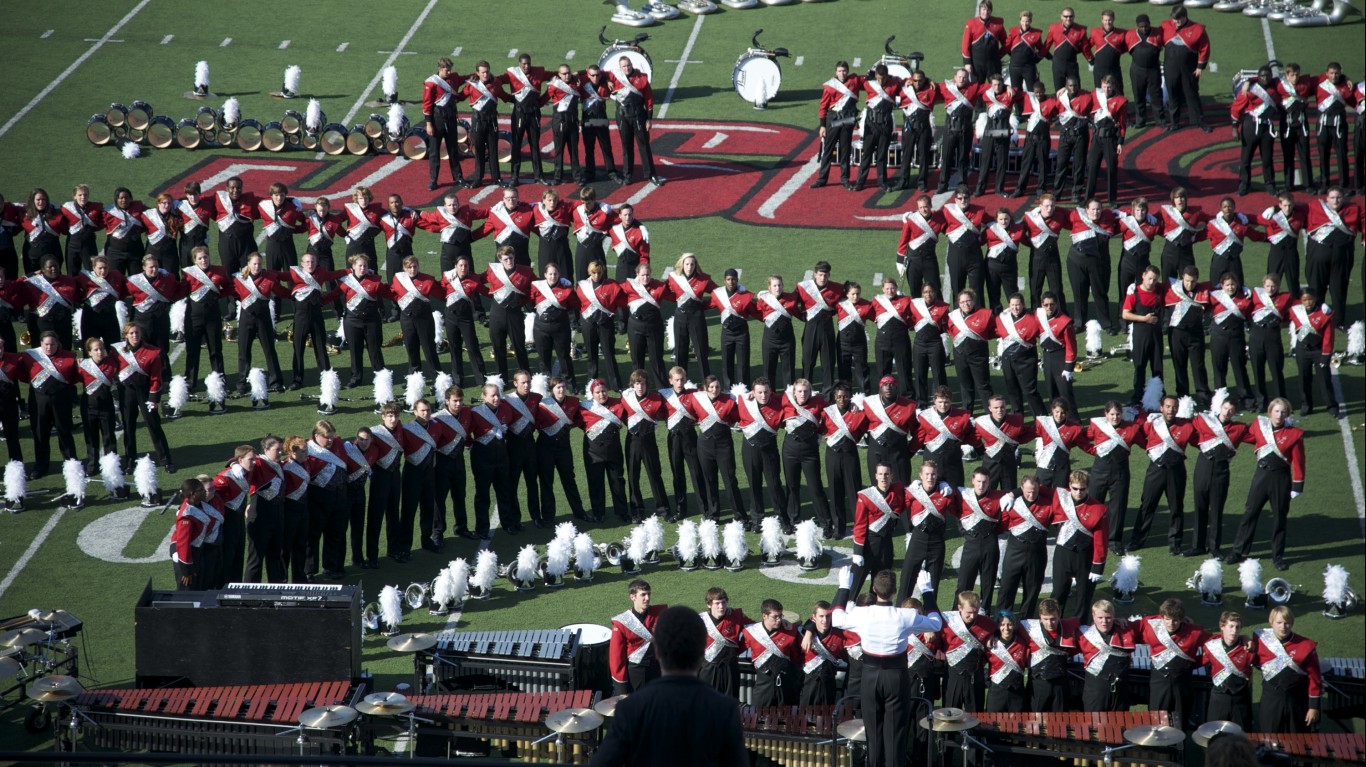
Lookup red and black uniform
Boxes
[279,454,315,583]
[1191,413,1250,556]
[1162,276,1213,398]
[1132,412,1198,552]
[461,73,505,185]
[143,203,183,291]
[899,480,958,604]
[941,200,988,304]
[935,79,985,194]
[851,482,908,596]
[798,624,851,705]
[1122,278,1163,404]
[21,205,67,274]
[570,199,617,281]
[710,282,756,390]
[205,189,260,274]
[996,486,1055,617]
[835,296,873,391]
[610,603,668,694]
[422,67,466,187]
[338,268,394,385]
[983,218,1025,312]
[896,295,940,407]
[779,388,831,531]
[1161,15,1211,128]
[126,267,183,357]
[1088,23,1128,92]
[1065,206,1120,333]
[1049,489,1109,618]
[1136,616,1210,730]
[699,607,753,700]
[1014,91,1060,198]
[532,197,573,275]
[814,72,866,187]
[740,619,803,707]
[937,608,997,711]
[18,271,80,351]
[1035,305,1077,409]
[974,83,1019,196]
[73,266,126,352]
[973,410,1025,490]
[179,263,229,390]
[795,275,843,392]
[533,390,586,525]
[18,347,79,477]
[736,391,787,523]
[257,196,307,273]
[0,352,25,465]
[391,268,445,376]
[362,422,404,564]
[870,292,912,392]
[995,308,1047,416]
[1304,198,1363,329]
[115,340,172,468]
[378,206,420,290]
[1126,23,1166,126]
[498,63,550,182]
[1157,200,1208,279]
[686,389,745,524]
[1253,628,1322,733]
[1005,22,1047,92]
[579,392,629,521]
[285,263,345,387]
[986,631,1030,713]
[1287,301,1339,413]
[754,288,799,390]
[1208,283,1255,405]
[231,267,290,393]
[862,393,919,485]
[1313,71,1354,190]
[1207,210,1265,288]
[341,199,383,261]
[1071,616,1138,711]
[427,405,467,541]
[962,11,1007,83]
[894,78,938,191]
[665,269,717,380]
[171,498,215,589]
[60,199,103,274]
[620,387,670,520]
[917,406,978,489]
[177,193,216,269]
[821,400,867,537]
[543,72,582,184]
[1053,87,1094,198]
[1203,633,1256,729]
[1115,207,1162,309]
[77,354,119,463]
[956,487,1008,607]
[621,271,667,387]
[895,207,942,298]
[947,304,997,415]
[500,389,542,534]
[577,273,623,389]
[607,67,657,182]
[1229,416,1306,564]
[857,74,906,189]
[396,416,439,558]
[482,198,536,268]
[1085,89,1129,203]
[529,276,580,386]
[660,383,703,521]
[438,266,488,386]
[244,455,287,584]
[419,203,488,274]
[1081,415,1143,552]
[1231,78,1283,195]
[575,69,616,183]
[1276,73,1317,191]
[1258,202,1306,298]
[482,259,535,384]
[1045,18,1089,91]
[1020,203,1069,306]
[1021,617,1077,711]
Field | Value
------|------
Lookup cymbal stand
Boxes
[956,731,994,767]
[62,703,99,752]
[402,710,434,759]
[1101,743,1136,767]
[274,725,311,756]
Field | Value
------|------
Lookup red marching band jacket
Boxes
[609,604,667,683]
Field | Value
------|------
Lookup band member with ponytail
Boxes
[1253,606,1322,732]
[533,376,588,525]
[909,283,950,404]
[19,256,79,351]
[439,255,488,387]
[61,184,102,275]
[579,259,624,390]
[77,337,119,468]
[986,613,1029,713]
[280,437,313,583]
[392,255,444,377]
[687,376,746,525]
[338,254,393,388]
[285,252,344,390]
[581,378,629,523]
[623,260,669,388]
[530,262,579,388]
[533,188,572,273]
[208,177,259,278]
[483,245,534,385]
[126,254,182,360]
[22,188,66,275]
[115,323,174,472]
[666,252,716,381]
[419,192,489,274]
[177,182,213,270]
[180,248,229,393]
[342,186,382,264]
[232,252,289,395]
[957,466,1009,609]
[822,382,867,539]
[257,183,306,272]
[245,435,287,584]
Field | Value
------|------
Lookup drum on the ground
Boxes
[563,623,613,695]
[127,100,155,131]
[194,106,218,132]
[146,116,176,149]
[599,44,653,80]
[346,124,371,155]
[261,121,288,152]
[401,127,429,160]
[319,123,349,156]
[733,53,782,109]
[235,119,264,151]
[175,118,203,149]
[86,115,114,146]
[363,113,387,139]
[106,103,129,128]
[281,109,305,135]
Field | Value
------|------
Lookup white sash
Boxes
[370,424,402,469]
[1083,624,1130,676]
[1211,288,1244,326]
[804,633,844,675]
[260,199,290,238]
[28,276,72,316]
[1311,200,1352,242]
[381,211,412,248]
[129,272,171,312]
[1090,417,1131,458]
[142,209,168,245]
[585,400,623,440]
[578,278,610,318]
[1149,618,1197,669]
[467,77,497,111]
[79,358,112,394]
[701,612,738,663]
[610,72,644,104]
[1120,213,1153,250]
[984,87,1011,119]
[63,201,96,234]
[745,623,786,670]
[26,349,68,388]
[1210,214,1242,256]
[395,272,429,311]
[402,420,436,464]
[959,490,999,532]
[1255,416,1288,463]
[1162,204,1200,242]
[920,407,959,453]
[539,397,574,437]
[866,79,890,109]
[999,311,1030,355]
[216,191,248,232]
[1257,628,1306,681]
[975,414,1018,458]
[876,295,907,330]
[548,78,577,111]
[504,394,535,434]
[907,633,933,665]
[858,487,899,534]
[343,441,371,482]
[81,269,118,307]
[669,271,702,307]
[234,273,268,311]
[184,265,220,302]
[1008,495,1049,537]
[1289,304,1314,347]
[532,279,563,315]
[624,278,659,314]
[506,67,537,102]
[435,207,471,243]
[865,396,907,441]
[1316,79,1344,113]
[783,389,821,432]
[987,222,1017,259]
[306,211,334,246]
[1055,489,1090,546]
[715,287,742,324]
[344,202,376,243]
[694,392,725,433]
[105,207,142,240]
[1025,91,1045,132]
[615,610,655,665]
[1035,309,1062,348]
[757,291,791,328]
[283,460,310,499]
[740,396,777,441]
[1264,207,1294,245]
[824,404,856,448]
[472,404,508,445]
[489,262,526,304]
[943,203,978,243]
[426,73,456,107]
[1204,637,1249,688]
[948,309,983,348]
[341,274,375,312]
[433,410,467,452]
[289,265,324,302]
[1059,90,1082,124]
[306,440,346,486]
[574,203,611,241]
[944,612,983,667]
[1026,209,1057,248]
[1071,209,1108,243]
[1146,413,1183,463]
[943,79,971,115]
[1023,619,1066,668]
[989,642,1025,685]
[907,481,947,527]
[824,77,857,112]
[1198,413,1237,455]
[662,388,694,431]
[1167,279,1201,328]
[255,458,283,501]
[1248,82,1275,119]
[904,210,938,250]
[1093,91,1114,124]
[222,465,250,511]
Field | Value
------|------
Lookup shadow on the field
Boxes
[665,85,726,102]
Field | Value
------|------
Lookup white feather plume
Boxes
[433,566,455,606]
[530,373,550,397]
[1177,396,1196,419]
[1346,321,1364,357]
[432,371,453,403]
[515,544,539,582]
[320,369,341,410]
[169,375,190,411]
[99,452,125,493]
[223,97,240,126]
[698,519,722,559]
[626,526,647,564]
[306,98,323,132]
[1239,558,1264,598]
[642,514,665,553]
[665,316,675,351]
[1199,558,1224,595]
[170,299,187,335]
[573,532,596,575]
[248,368,268,402]
[121,141,142,160]
[547,536,572,577]
[1114,554,1141,594]
[795,519,823,560]
[115,300,130,331]
[382,66,399,98]
[1209,387,1230,415]
[729,383,748,399]
[447,558,470,603]
[373,368,395,405]
[134,455,158,499]
[759,517,785,558]
[485,373,505,391]
[554,521,578,543]
[387,103,405,135]
[379,585,402,628]
[1141,377,1164,413]
[851,392,867,410]
[523,310,535,343]
[1085,320,1103,356]
[722,520,748,564]
[404,370,426,410]
[675,519,699,563]
[62,459,86,502]
[472,549,499,591]
[195,60,210,89]
[205,371,227,404]
[1323,564,1350,605]
[283,65,302,93]
[432,311,445,347]
[3,461,25,503]
[335,319,346,342]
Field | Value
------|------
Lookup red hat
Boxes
[879,375,898,387]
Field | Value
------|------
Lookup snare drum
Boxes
[599,45,653,81]
[175,118,203,149]
[127,100,155,131]
[195,106,218,131]
[235,118,264,151]
[320,123,349,155]
[363,113,387,139]
[215,126,236,146]
[281,109,305,135]
[300,132,319,150]
[86,114,114,146]
[146,116,176,149]
[106,103,129,128]
[733,53,782,109]
[346,124,372,155]
[261,121,287,152]
[562,623,613,694]
[401,127,429,160]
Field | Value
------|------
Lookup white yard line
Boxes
[0,0,153,140]
[1330,368,1365,537]
[657,13,705,120]
[337,42,350,53]
[757,155,820,219]
[0,510,67,601]
[1261,19,1277,62]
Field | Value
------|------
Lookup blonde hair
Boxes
[674,252,698,276]
[351,186,371,204]
[239,252,262,278]
[1269,605,1294,625]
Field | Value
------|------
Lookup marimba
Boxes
[1245,733,1366,766]
[1322,657,1365,721]
[361,689,596,762]
[416,629,583,693]
[73,680,364,754]
[741,704,853,767]
[972,711,1182,767]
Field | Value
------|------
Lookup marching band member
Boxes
[1089,10,1127,92]
[956,466,1009,608]
[482,245,534,385]
[533,376,588,525]
[1035,292,1076,410]
[1191,394,1250,558]
[962,0,1006,84]
[1287,291,1341,417]
[611,579,668,695]
[1066,197,1119,331]
[811,61,865,190]
[469,380,517,540]
[280,436,314,582]
[439,255,488,387]
[610,202,650,323]
[212,446,256,587]
[396,399,439,557]
[870,277,911,390]
[544,65,581,185]
[661,367,702,521]
[941,186,987,304]
[741,599,803,708]
[1276,64,1317,193]
[500,53,549,185]
[19,331,79,479]
[285,252,344,390]
[1049,470,1108,618]
[170,478,212,590]
[1203,611,1256,730]
[937,590,996,712]
[623,260,668,388]
[378,194,418,322]
[855,65,903,192]
[1130,395,1198,554]
[947,289,996,415]
[996,475,1053,618]
[429,388,471,539]
[19,256,79,351]
[338,428,372,571]
[973,74,1016,197]
[177,182,214,270]
[986,613,1029,713]
[688,376,745,525]
[1162,266,1213,402]
[900,460,957,604]
[116,323,173,472]
[61,184,102,274]
[755,274,799,391]
[607,57,663,186]
[917,385,978,490]
[532,188,572,274]
[126,254,182,359]
[338,254,392,387]
[257,183,306,273]
[1005,10,1045,93]
[1208,272,1256,410]
[1231,66,1282,197]
[983,208,1024,312]
[571,186,615,281]
[77,337,119,469]
[1115,197,1161,310]
[1259,192,1305,299]
[1160,7,1211,132]
[245,436,287,584]
[576,66,616,184]
[737,377,787,531]
[1021,193,1068,306]
[530,262,579,388]
[849,462,907,598]
[502,370,543,533]
[0,196,20,280]
[666,252,716,381]
[975,395,1026,491]
[367,405,405,564]
[796,262,841,394]
[1313,63,1353,192]
[822,382,867,539]
[711,268,756,389]
[1253,606,1322,732]
[1226,398,1306,571]
[699,587,752,700]
[1021,599,1076,711]
[207,177,259,277]
[1304,187,1362,329]
[423,56,466,189]
[581,378,629,522]
[909,283,950,404]
[181,248,229,395]
[934,71,981,195]
[622,369,670,521]
[231,253,289,396]
[97,188,148,277]
[798,601,851,705]
[342,186,383,263]
[461,62,504,188]
[780,379,831,534]
[578,260,624,390]
[1136,598,1210,733]
[1044,7,1087,91]
[1121,267,1164,405]
[419,191,489,274]
[1051,78,1092,202]
[1071,599,1137,711]
[1156,187,1208,280]
[1081,401,1143,557]
[863,375,918,485]
[21,189,67,276]
[304,198,347,319]
[1084,75,1128,204]
[392,255,444,377]
[1207,197,1264,289]
[1011,81,1058,199]
[1126,15,1165,128]
[197,475,227,587]
[996,293,1047,417]
[0,338,24,467]
[895,195,941,298]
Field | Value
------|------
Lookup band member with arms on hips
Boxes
[862,375,918,485]
[661,367,702,522]
[956,466,1009,607]
[780,379,831,534]
[499,53,549,185]
[996,475,1053,617]
[1253,606,1322,732]
[947,289,996,415]
[423,56,466,189]
[896,195,942,296]
[1130,395,1197,555]
[799,602,851,705]
[544,66,582,185]
[116,323,174,472]
[711,269,756,390]
[907,283,949,406]
[1044,7,1087,91]
[936,73,984,195]
[581,378,629,522]
[666,252,716,381]
[741,599,803,707]
[610,578,667,695]
[1191,394,1249,559]
[482,245,534,385]
[688,376,746,525]
[180,248,229,394]
[420,192,489,275]
[699,587,752,700]
[460,62,503,188]
[1081,401,1143,557]
[996,293,1047,417]
[1035,292,1076,409]
[1225,398,1306,571]
[19,331,78,480]
[1287,290,1341,417]
[831,566,941,767]
[608,57,664,186]
[534,375,588,526]
[811,61,864,190]
[338,254,393,388]
[1136,598,1210,734]
[1203,611,1256,730]
[962,1,1006,84]
[1161,7,1210,132]
[1022,599,1076,711]
[899,459,957,604]
[975,395,1025,491]
[755,275,799,390]
[1011,82,1058,199]
[286,252,344,390]
[1049,470,1108,618]
[232,253,289,397]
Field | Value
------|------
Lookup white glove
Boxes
[837,565,854,590]
[919,576,935,595]
[1088,572,1103,583]
[852,554,865,567]
[145,401,157,413]
[895,261,907,276]
[1062,370,1074,382]
[1127,614,1143,623]
[1290,491,1301,499]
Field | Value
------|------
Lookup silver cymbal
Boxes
[837,718,867,742]
[918,707,980,732]
[27,675,84,703]
[1193,720,1245,748]
[0,656,22,677]
[545,707,604,734]
[299,704,358,729]
[356,692,415,716]
[0,628,47,648]
[385,632,437,653]
[594,694,628,717]
[1123,724,1185,747]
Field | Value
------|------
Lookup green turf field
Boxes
[1,0,1364,750]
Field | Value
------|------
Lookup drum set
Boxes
[732,29,790,110]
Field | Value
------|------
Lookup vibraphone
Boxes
[1322,657,1365,721]
[741,704,852,767]
[1245,732,1366,766]
[416,629,583,692]
[73,680,365,754]
[972,711,1181,767]
[361,689,596,762]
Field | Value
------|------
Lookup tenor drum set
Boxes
[597,27,654,80]
[732,29,790,110]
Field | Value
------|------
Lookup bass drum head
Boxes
[281,109,305,135]
[885,62,913,81]
[599,45,653,81]
[401,128,429,160]
[106,103,129,128]
[195,106,218,131]
[733,55,782,107]
[301,132,319,150]
[561,623,612,646]
[146,116,176,149]
[363,113,386,138]
[261,121,287,152]
[215,128,235,146]
[235,118,264,151]
[320,123,348,155]
[127,100,155,131]
[175,118,203,149]
[346,125,372,155]
[86,114,113,146]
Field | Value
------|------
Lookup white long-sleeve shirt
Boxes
[831,603,944,656]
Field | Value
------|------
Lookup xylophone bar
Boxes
[1246,733,1366,766]
[972,711,1180,767]
[739,705,851,767]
